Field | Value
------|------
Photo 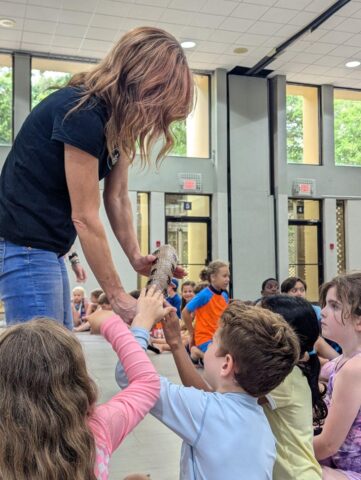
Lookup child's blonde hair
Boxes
[217,301,300,397]
[320,272,361,324]
[72,286,86,297]
[206,260,229,281]
[0,319,97,479]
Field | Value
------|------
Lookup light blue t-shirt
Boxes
[115,328,276,480]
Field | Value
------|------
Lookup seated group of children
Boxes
[0,272,360,480]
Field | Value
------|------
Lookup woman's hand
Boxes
[110,292,137,325]
[71,262,87,282]
[131,254,187,279]
[132,286,174,331]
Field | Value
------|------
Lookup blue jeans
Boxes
[0,239,73,329]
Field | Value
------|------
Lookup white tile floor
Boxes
[79,332,182,480]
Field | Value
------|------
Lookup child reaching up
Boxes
[182,260,230,364]
[0,290,169,480]
[314,272,361,479]
[116,290,300,480]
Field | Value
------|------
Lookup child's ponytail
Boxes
[298,352,327,428]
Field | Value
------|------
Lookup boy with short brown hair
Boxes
[116,292,300,480]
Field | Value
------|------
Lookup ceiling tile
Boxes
[168,0,205,12]
[180,25,212,41]
[61,0,98,11]
[80,38,113,52]
[245,0,277,5]
[189,13,225,29]
[0,39,21,49]
[344,33,361,47]
[203,29,238,43]
[27,0,60,7]
[305,42,337,55]
[274,0,311,9]
[0,28,22,41]
[231,3,269,20]
[291,52,323,63]
[237,33,269,46]
[287,11,318,26]
[55,23,89,37]
[334,18,361,34]
[329,44,361,58]
[23,18,57,34]
[96,0,131,16]
[318,30,354,44]
[20,41,50,53]
[196,40,229,54]
[219,16,254,32]
[260,7,298,23]
[52,35,83,49]
[189,52,220,63]
[49,46,82,56]
[58,10,93,26]
[22,31,53,45]
[86,26,118,41]
[247,20,283,35]
[304,0,335,13]
[160,8,192,24]
[134,0,170,5]
[201,0,238,16]
[0,1,27,16]
[90,14,126,30]
[25,5,60,22]
[336,2,361,17]
[316,55,344,67]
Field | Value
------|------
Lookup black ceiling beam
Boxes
[245,0,351,77]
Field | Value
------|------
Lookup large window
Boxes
[0,54,13,145]
[286,84,320,165]
[137,192,149,290]
[31,58,92,109]
[170,74,210,159]
[334,89,361,167]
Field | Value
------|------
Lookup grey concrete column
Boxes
[13,53,31,138]
[150,192,165,252]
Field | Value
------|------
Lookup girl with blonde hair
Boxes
[0,27,193,327]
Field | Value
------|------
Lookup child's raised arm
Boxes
[87,307,161,454]
[314,356,361,460]
[162,312,211,391]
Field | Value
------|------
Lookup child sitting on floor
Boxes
[0,296,169,479]
[182,260,230,364]
[115,291,300,480]
[314,272,361,480]
[261,295,327,480]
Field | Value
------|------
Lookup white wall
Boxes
[345,200,361,271]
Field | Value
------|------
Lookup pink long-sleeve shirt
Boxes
[88,315,160,479]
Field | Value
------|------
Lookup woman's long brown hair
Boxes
[68,26,194,166]
[0,319,98,480]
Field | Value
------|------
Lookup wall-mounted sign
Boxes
[292,178,316,197]
[177,173,202,193]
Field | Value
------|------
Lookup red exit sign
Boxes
[299,183,312,194]
[182,179,197,190]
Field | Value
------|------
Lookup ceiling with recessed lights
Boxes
[1,0,361,88]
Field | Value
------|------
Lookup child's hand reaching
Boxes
[162,310,183,350]
[86,309,117,334]
[132,286,175,331]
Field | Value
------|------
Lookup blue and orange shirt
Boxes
[186,285,229,346]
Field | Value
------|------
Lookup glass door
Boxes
[166,218,211,282]
[288,221,323,301]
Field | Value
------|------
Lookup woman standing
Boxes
[0,27,193,327]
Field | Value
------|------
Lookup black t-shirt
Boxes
[0,86,112,255]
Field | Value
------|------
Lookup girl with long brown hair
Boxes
[0,287,171,479]
[0,26,193,327]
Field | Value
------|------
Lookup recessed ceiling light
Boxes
[345,60,360,68]
[233,47,248,54]
[181,41,196,49]
[0,18,16,28]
